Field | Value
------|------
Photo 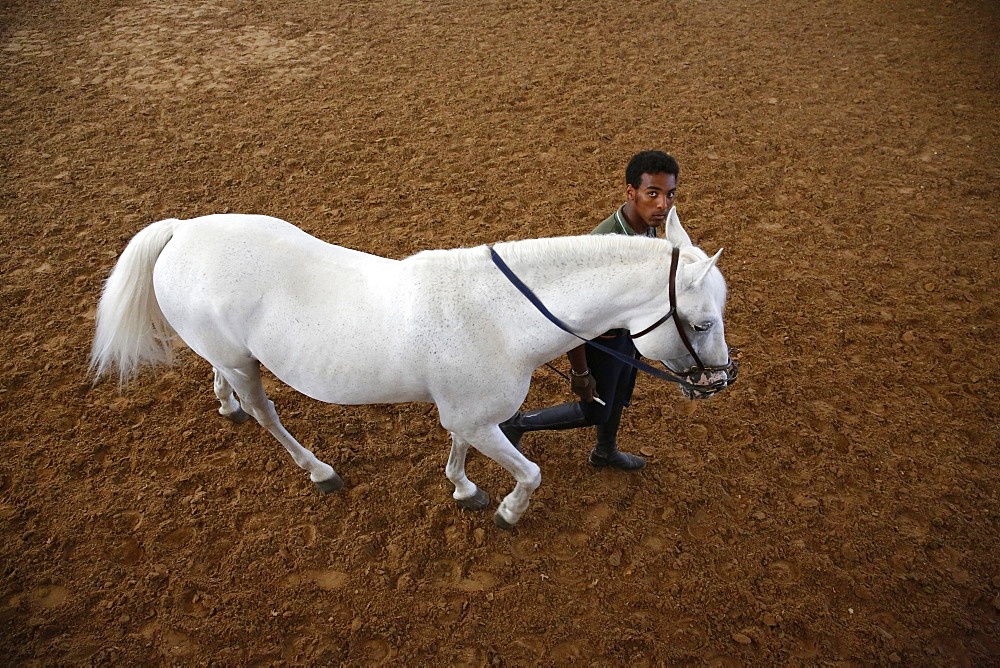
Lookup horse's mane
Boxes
[405,234,686,272]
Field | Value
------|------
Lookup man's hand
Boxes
[571,369,598,402]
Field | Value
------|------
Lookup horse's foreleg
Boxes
[446,434,490,510]
[213,368,251,423]
[219,363,343,493]
[492,440,541,530]
[454,426,541,529]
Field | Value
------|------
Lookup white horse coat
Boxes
[91,211,733,528]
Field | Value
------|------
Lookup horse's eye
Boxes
[692,322,713,333]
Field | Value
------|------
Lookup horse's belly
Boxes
[261,345,435,406]
[244,299,436,405]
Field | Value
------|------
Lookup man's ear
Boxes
[625,183,637,203]
[665,206,692,247]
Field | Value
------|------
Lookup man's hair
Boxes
[625,150,680,188]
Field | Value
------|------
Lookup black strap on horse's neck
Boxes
[488,245,696,387]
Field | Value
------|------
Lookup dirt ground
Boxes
[2,0,998,664]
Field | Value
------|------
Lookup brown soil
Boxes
[2,0,998,664]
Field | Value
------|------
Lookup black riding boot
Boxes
[499,402,590,450]
[589,402,646,470]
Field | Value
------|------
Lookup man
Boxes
[499,150,680,470]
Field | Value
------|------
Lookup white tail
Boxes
[89,218,180,385]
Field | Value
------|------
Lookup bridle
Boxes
[489,243,739,398]
[628,246,738,397]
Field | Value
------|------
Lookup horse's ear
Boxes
[690,248,723,286]
[665,206,692,248]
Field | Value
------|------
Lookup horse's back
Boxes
[158,213,394,287]
[164,214,382,269]
[151,214,439,402]
[158,214,385,313]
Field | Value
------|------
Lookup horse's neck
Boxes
[492,236,668,344]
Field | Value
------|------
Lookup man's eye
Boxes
[666,190,677,199]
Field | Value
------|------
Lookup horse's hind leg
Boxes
[218,362,343,493]
[213,369,251,424]
[446,433,490,511]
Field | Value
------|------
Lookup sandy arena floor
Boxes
[2,0,998,664]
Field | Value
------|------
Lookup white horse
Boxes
[90,209,735,528]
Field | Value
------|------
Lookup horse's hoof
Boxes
[493,511,515,531]
[456,488,490,511]
[224,407,252,424]
[314,473,344,494]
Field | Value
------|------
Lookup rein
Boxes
[488,245,728,393]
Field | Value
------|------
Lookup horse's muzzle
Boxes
[676,350,739,400]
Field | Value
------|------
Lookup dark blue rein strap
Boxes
[488,245,695,387]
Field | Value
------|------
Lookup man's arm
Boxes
[567,344,597,402]
[567,345,588,375]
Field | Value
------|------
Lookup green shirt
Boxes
[590,205,658,237]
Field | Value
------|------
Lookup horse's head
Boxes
[628,208,738,399]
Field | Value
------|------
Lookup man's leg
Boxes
[500,402,591,450]
[589,398,645,470]
[584,338,645,470]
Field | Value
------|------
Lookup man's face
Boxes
[626,172,678,228]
